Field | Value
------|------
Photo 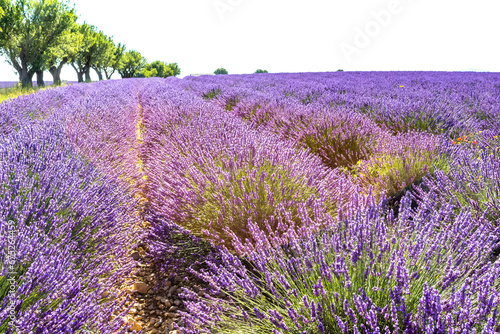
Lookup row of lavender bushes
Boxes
[144,73,500,333]
[0,81,146,333]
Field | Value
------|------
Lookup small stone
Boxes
[122,317,142,331]
[131,252,141,261]
[166,312,180,318]
[168,286,178,296]
[133,282,150,294]
[173,299,181,306]
[169,306,178,312]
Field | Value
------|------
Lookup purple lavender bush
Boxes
[178,193,500,333]
[350,130,446,199]
[0,121,138,333]
[414,142,500,224]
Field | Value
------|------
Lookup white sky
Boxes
[1,0,499,81]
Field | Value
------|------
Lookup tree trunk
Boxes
[20,69,32,89]
[19,52,33,89]
[71,63,84,83]
[84,67,91,82]
[94,69,103,81]
[49,67,62,86]
[49,58,68,86]
[104,68,115,80]
[36,71,45,87]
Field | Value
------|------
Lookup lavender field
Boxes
[1,72,500,333]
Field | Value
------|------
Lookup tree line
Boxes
[0,0,180,88]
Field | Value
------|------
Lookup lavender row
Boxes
[61,79,146,192]
[0,120,139,333]
[0,79,152,332]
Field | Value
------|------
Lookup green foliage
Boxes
[202,88,222,99]
[0,6,4,31]
[181,161,326,249]
[351,148,447,200]
[255,69,268,73]
[214,68,228,75]
[134,67,157,78]
[286,117,378,171]
[134,60,180,78]
[167,62,181,76]
[117,50,146,78]
[0,269,52,331]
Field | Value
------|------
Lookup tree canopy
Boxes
[134,60,181,78]
[214,68,228,75]
[255,69,268,73]
[117,50,146,78]
[0,7,4,31]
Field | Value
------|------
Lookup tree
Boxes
[0,0,77,88]
[45,19,82,85]
[102,42,124,80]
[255,69,268,73]
[168,62,180,77]
[134,60,181,78]
[214,68,228,75]
[90,32,119,81]
[134,66,157,78]
[117,50,145,78]
[70,23,99,82]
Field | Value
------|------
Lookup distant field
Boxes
[0,81,55,88]
[0,81,78,103]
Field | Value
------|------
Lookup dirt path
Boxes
[111,93,188,334]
